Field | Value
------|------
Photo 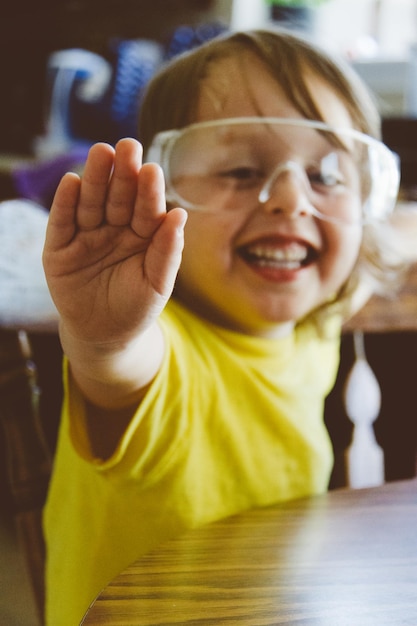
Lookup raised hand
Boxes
[43,138,187,347]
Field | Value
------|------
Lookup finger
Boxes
[77,142,115,230]
[45,172,81,251]
[146,207,188,297]
[106,138,143,226]
[131,163,168,240]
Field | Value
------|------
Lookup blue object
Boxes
[109,39,164,137]
[165,23,228,59]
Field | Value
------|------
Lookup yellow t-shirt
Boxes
[43,300,340,626]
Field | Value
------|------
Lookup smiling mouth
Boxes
[239,241,316,270]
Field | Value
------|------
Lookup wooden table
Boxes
[82,478,417,625]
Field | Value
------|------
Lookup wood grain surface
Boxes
[82,478,417,625]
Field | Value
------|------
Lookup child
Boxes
[42,28,405,625]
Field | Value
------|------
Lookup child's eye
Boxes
[218,167,264,184]
[308,169,346,190]
[307,152,351,192]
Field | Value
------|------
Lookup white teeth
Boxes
[246,242,308,267]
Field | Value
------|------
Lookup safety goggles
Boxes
[146,117,400,225]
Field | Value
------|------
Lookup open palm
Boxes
[43,138,186,345]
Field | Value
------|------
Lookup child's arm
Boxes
[43,138,187,415]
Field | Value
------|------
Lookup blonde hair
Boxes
[139,28,407,328]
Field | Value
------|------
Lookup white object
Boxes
[35,49,112,158]
[230,0,268,30]
[0,199,59,331]
[344,331,385,488]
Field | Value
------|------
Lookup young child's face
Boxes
[173,52,363,338]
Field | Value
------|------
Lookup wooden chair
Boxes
[325,212,417,489]
[0,329,62,625]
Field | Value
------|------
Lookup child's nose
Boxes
[258,161,311,217]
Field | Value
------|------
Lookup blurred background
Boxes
[1,2,416,624]
[1,0,417,157]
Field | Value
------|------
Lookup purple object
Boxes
[12,144,90,209]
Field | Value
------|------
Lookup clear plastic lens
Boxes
[147,118,400,224]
